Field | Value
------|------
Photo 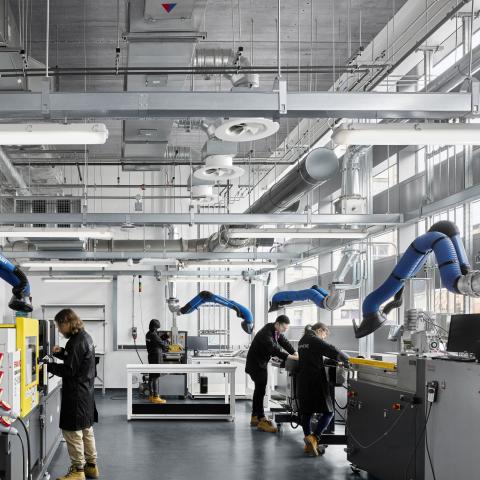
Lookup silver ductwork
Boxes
[247,148,339,214]
[0,147,29,194]
[194,47,259,88]
[206,148,339,252]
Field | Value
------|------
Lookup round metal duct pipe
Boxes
[246,147,339,214]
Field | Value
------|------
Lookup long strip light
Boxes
[169,277,239,283]
[0,123,108,145]
[23,262,110,269]
[184,261,277,269]
[42,277,112,283]
[332,123,480,146]
[0,229,112,240]
[227,229,367,239]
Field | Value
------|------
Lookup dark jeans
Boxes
[301,412,334,438]
[149,373,160,396]
[248,369,268,418]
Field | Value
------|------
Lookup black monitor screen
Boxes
[187,336,208,351]
[447,314,480,354]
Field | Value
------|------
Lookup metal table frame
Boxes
[126,364,236,421]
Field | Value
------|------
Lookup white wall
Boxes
[18,274,256,388]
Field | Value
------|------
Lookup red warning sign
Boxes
[162,3,177,13]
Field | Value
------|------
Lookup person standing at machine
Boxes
[145,318,170,404]
[47,309,99,480]
[297,322,349,456]
[245,315,298,433]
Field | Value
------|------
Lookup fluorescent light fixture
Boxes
[42,277,112,283]
[138,258,178,266]
[0,229,112,239]
[228,229,368,239]
[332,123,480,146]
[169,277,239,283]
[0,123,108,145]
[23,262,110,269]
[184,261,276,269]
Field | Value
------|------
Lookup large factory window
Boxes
[372,162,398,197]
[332,298,360,326]
[285,304,318,327]
[285,257,319,283]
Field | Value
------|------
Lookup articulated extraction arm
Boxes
[177,291,254,334]
[269,247,360,313]
[354,220,480,338]
[0,253,32,312]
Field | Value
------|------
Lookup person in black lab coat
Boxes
[145,319,170,404]
[245,315,298,433]
[297,322,349,456]
[47,308,99,480]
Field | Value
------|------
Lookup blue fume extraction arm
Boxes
[354,220,480,338]
[0,253,32,312]
[177,291,254,334]
[269,247,361,312]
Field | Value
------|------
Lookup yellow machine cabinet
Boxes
[0,316,39,417]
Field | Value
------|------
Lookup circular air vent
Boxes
[214,118,279,142]
[190,185,219,205]
[193,155,244,181]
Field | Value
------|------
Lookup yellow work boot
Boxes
[149,395,166,404]
[250,415,259,427]
[304,443,314,455]
[304,434,319,456]
[257,417,278,433]
[56,465,86,480]
[84,463,100,479]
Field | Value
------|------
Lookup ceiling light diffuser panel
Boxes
[332,123,480,145]
[0,123,109,145]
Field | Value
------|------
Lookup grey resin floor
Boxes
[47,390,371,480]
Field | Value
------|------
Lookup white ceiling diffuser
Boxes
[214,118,279,142]
[193,155,244,181]
[190,185,219,205]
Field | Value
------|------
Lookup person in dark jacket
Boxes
[145,319,170,404]
[297,322,349,456]
[245,315,298,433]
[47,309,99,480]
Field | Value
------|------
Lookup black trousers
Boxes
[248,369,268,418]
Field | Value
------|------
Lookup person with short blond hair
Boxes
[47,309,99,480]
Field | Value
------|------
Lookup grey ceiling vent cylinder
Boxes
[194,47,259,88]
[246,147,339,214]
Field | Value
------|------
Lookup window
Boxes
[285,304,318,327]
[285,257,319,283]
[371,230,397,260]
[372,163,398,196]
[332,298,360,326]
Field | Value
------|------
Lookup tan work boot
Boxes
[304,434,319,456]
[56,465,86,480]
[250,415,259,427]
[84,463,100,479]
[149,395,167,404]
[257,417,278,433]
[304,443,313,455]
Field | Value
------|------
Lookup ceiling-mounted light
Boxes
[23,262,110,269]
[214,118,279,142]
[227,229,368,239]
[0,229,112,239]
[169,277,239,283]
[184,261,277,269]
[42,277,112,283]
[0,123,108,145]
[193,155,244,181]
[332,123,480,145]
[138,258,178,266]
